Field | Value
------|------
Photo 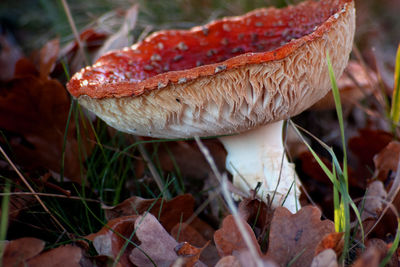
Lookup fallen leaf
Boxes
[311,249,338,267]
[349,129,393,178]
[86,215,138,267]
[173,241,208,267]
[353,249,381,267]
[38,38,60,78]
[299,151,361,188]
[27,244,83,267]
[312,61,378,110]
[171,257,207,267]
[362,239,397,267]
[129,213,179,267]
[59,28,108,74]
[266,206,335,267]
[360,180,387,221]
[373,141,400,183]
[94,4,138,61]
[315,232,344,257]
[0,51,93,182]
[0,33,23,81]
[238,198,272,246]
[214,215,261,257]
[104,194,195,232]
[217,252,279,267]
[171,223,207,247]
[2,237,44,267]
[171,223,219,266]
[215,256,241,267]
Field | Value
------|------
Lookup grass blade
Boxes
[390,44,400,124]
[327,52,348,189]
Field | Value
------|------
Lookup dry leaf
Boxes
[172,223,208,247]
[171,223,219,266]
[311,249,338,267]
[359,239,397,267]
[94,5,138,61]
[38,38,60,78]
[266,206,335,267]
[215,256,241,267]
[27,245,83,267]
[352,245,382,267]
[173,241,208,267]
[214,215,261,257]
[129,213,179,267]
[59,28,108,74]
[0,33,23,81]
[86,215,138,267]
[2,237,44,267]
[373,141,400,182]
[0,51,93,182]
[238,251,279,267]
[238,198,272,243]
[104,194,195,232]
[360,180,387,221]
[312,61,378,110]
[315,232,344,257]
[214,253,278,267]
[349,129,392,178]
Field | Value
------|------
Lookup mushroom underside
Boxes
[78,5,354,138]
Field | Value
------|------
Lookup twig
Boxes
[193,136,222,182]
[0,145,67,234]
[61,0,89,66]
[0,192,101,203]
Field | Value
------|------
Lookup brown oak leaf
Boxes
[171,223,219,266]
[173,241,209,267]
[86,215,139,267]
[315,232,344,257]
[0,40,93,183]
[266,206,335,267]
[2,237,44,267]
[311,249,338,267]
[373,141,400,183]
[129,213,179,267]
[214,215,261,257]
[27,244,83,267]
[348,129,393,179]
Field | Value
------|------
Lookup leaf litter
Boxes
[2,1,400,267]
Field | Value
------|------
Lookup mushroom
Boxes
[67,0,356,212]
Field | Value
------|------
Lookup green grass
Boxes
[291,54,365,264]
[390,44,400,133]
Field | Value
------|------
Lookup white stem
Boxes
[219,121,301,213]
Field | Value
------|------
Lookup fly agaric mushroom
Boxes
[67,0,355,212]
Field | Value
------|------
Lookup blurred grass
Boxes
[0,0,300,53]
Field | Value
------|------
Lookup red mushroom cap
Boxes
[67,0,355,138]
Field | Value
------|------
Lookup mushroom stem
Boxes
[219,121,300,212]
